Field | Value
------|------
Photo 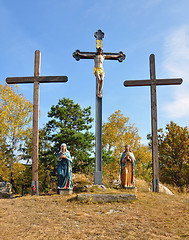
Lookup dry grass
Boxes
[0,176,188,240]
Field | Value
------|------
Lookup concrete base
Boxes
[123,186,137,190]
[77,193,137,203]
[57,188,73,195]
[94,171,102,185]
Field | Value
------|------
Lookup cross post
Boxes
[73,30,126,185]
[124,54,183,192]
[6,50,68,195]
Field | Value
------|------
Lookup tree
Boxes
[46,98,95,173]
[0,84,33,191]
[102,110,152,180]
[102,110,141,158]
[20,127,56,193]
[158,121,189,188]
[134,145,152,182]
[0,136,11,181]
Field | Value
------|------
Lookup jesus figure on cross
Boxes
[75,47,123,98]
[73,29,125,184]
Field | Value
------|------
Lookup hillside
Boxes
[0,178,188,239]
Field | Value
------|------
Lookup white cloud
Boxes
[162,26,189,118]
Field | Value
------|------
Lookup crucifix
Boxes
[6,50,68,195]
[124,54,183,192]
[73,29,126,184]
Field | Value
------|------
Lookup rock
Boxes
[159,184,174,195]
[77,193,137,203]
[149,183,174,195]
[81,184,107,190]
[105,209,115,215]
[98,185,107,190]
[112,180,121,186]
[0,179,12,198]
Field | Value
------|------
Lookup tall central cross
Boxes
[73,30,126,184]
[6,50,68,195]
[124,54,183,192]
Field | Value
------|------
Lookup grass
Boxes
[0,175,188,239]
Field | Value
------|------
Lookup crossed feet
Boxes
[97,93,102,98]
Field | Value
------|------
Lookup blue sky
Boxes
[0,0,189,145]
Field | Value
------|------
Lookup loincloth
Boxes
[94,67,104,76]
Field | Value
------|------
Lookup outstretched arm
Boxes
[73,50,96,61]
[103,51,126,62]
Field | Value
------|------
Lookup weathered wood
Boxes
[124,78,183,87]
[73,50,125,62]
[123,54,183,193]
[150,54,159,192]
[6,50,68,196]
[6,76,68,84]
[32,50,40,196]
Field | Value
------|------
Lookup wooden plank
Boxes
[5,49,69,196]
[6,77,35,84]
[38,76,68,83]
[124,80,151,86]
[6,76,68,84]
[73,50,125,61]
[123,53,183,193]
[150,54,159,193]
[73,51,96,60]
[124,78,183,87]
[32,50,40,196]
[156,78,182,85]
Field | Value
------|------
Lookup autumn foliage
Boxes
[102,110,152,182]
[158,122,189,188]
[0,85,188,194]
[0,84,32,192]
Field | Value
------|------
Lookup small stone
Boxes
[112,180,121,186]
[105,209,115,214]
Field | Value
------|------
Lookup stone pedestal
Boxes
[123,186,137,190]
[77,193,137,203]
[57,188,73,195]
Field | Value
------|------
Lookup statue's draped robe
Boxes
[57,151,72,189]
[120,151,136,187]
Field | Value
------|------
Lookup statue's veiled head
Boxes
[125,144,131,152]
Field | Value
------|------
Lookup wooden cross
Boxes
[73,29,126,185]
[124,54,183,192]
[6,50,68,195]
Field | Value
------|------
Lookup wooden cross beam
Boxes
[124,54,183,192]
[6,50,68,195]
[73,29,126,185]
[73,30,125,63]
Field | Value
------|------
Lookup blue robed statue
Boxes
[57,143,72,189]
[120,144,136,188]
